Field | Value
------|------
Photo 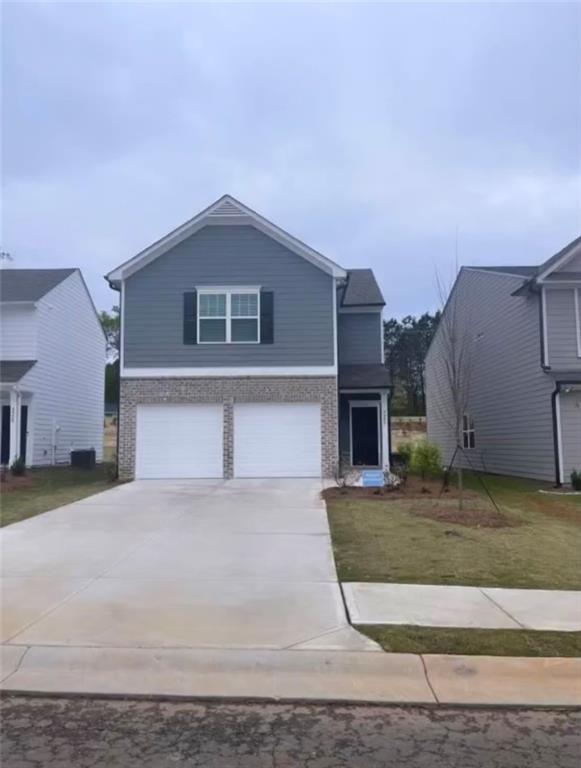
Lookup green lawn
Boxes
[358,625,581,657]
[0,464,118,527]
[327,473,581,589]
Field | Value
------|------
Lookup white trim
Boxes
[8,388,21,465]
[380,311,385,364]
[556,391,565,485]
[541,286,549,366]
[332,280,338,368]
[575,288,581,358]
[340,388,391,393]
[197,287,260,345]
[349,399,381,468]
[537,240,581,282]
[194,285,262,292]
[119,281,125,370]
[106,195,347,282]
[121,365,337,378]
[380,390,389,470]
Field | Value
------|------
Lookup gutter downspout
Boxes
[551,384,562,487]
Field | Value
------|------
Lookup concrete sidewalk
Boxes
[1,645,580,706]
[343,583,581,631]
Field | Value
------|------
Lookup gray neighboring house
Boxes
[106,195,390,480]
[425,236,581,485]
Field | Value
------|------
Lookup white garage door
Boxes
[234,403,321,478]
[135,404,223,479]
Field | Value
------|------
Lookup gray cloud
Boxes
[2,1,580,316]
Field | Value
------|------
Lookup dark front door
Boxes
[351,406,380,466]
[0,405,28,465]
[1,405,9,465]
[20,405,28,462]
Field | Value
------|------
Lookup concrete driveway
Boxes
[1,479,375,653]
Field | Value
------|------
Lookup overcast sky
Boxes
[2,1,580,317]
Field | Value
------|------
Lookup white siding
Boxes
[0,304,37,359]
[426,269,556,481]
[19,272,105,465]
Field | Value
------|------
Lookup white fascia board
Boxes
[106,195,347,282]
[121,365,338,378]
[537,241,581,281]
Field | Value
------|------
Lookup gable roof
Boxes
[536,234,581,280]
[339,364,391,388]
[0,269,76,302]
[106,195,347,284]
[0,360,36,383]
[341,269,385,306]
[465,235,581,296]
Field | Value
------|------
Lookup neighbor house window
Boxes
[198,289,259,343]
[462,414,475,449]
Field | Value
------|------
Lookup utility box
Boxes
[70,449,96,470]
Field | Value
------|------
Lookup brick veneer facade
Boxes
[118,376,338,480]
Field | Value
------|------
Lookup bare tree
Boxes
[431,270,475,509]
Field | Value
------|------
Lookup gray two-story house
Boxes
[426,236,581,485]
[106,195,390,480]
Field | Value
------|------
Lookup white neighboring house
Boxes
[0,269,105,467]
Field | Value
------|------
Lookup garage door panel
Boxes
[234,403,321,478]
[136,404,223,479]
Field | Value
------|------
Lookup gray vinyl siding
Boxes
[426,269,556,481]
[123,225,334,367]
[559,252,581,272]
[560,391,581,480]
[338,313,382,364]
[545,288,581,372]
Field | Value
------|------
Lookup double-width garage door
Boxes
[234,403,321,478]
[135,402,322,479]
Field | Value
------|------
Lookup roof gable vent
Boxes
[208,199,245,217]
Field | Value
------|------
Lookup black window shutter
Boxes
[260,291,274,344]
[183,291,197,344]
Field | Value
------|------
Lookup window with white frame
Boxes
[462,414,475,449]
[198,289,260,343]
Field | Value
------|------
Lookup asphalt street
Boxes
[1,696,579,767]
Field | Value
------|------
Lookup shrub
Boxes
[10,457,26,477]
[397,443,413,466]
[409,441,442,480]
[571,470,581,491]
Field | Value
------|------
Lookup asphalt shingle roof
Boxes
[468,266,538,278]
[339,364,391,389]
[341,269,385,306]
[0,269,76,302]
[0,360,36,383]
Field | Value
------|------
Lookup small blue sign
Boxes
[362,470,384,487]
